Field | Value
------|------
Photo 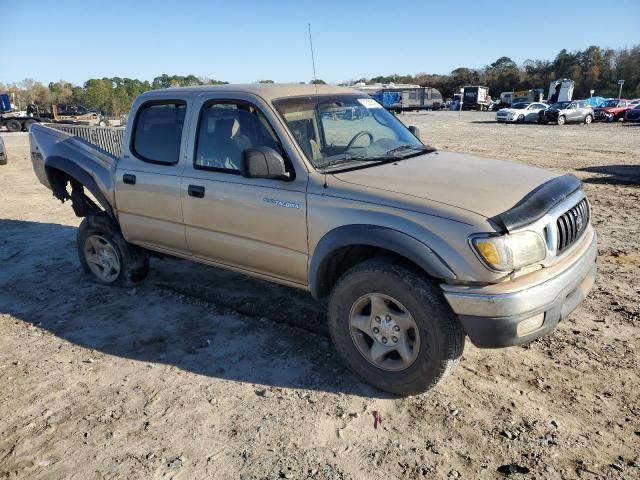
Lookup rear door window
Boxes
[132,101,186,165]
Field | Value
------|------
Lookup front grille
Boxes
[556,199,589,253]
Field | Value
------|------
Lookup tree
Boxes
[310,79,326,84]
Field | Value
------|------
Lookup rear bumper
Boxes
[442,231,597,348]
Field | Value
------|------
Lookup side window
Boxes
[568,102,577,109]
[195,102,280,172]
[132,101,186,165]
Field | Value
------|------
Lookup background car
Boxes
[0,135,7,165]
[624,104,640,122]
[594,99,633,122]
[541,100,594,125]
[495,102,548,123]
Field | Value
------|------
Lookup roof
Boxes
[145,83,357,101]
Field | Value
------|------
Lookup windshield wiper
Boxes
[384,144,434,156]
[316,145,434,171]
[315,155,372,170]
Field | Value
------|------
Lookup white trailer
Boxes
[547,79,575,103]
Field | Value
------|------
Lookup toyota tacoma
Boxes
[29,84,597,395]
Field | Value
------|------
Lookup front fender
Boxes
[309,224,456,299]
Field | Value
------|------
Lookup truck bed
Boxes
[42,123,126,157]
[29,123,122,215]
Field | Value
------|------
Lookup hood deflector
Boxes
[489,174,582,232]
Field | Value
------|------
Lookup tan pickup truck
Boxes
[29,84,597,395]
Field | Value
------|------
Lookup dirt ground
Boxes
[1,112,639,480]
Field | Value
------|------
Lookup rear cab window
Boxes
[131,101,186,164]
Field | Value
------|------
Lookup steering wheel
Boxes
[346,130,374,150]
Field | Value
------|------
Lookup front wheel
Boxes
[328,260,465,395]
[5,119,21,132]
[557,115,566,125]
[584,114,593,124]
[77,213,149,286]
[517,114,525,124]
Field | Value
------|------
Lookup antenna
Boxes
[308,23,318,92]
[308,23,327,188]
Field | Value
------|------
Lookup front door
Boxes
[115,99,190,254]
[181,96,308,286]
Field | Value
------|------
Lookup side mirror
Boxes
[241,147,290,180]
[408,126,421,140]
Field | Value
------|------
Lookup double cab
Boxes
[29,84,597,395]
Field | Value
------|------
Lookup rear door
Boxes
[115,96,191,254]
[180,93,309,286]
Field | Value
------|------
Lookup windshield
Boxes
[550,102,571,109]
[603,100,620,107]
[511,103,528,109]
[273,94,431,171]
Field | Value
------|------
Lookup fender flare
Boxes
[44,155,116,220]
[309,224,456,299]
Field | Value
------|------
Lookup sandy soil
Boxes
[1,112,639,480]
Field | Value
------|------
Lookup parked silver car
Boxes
[495,102,548,123]
[541,100,594,125]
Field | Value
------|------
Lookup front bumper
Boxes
[441,230,597,348]
[594,111,613,121]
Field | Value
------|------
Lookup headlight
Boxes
[471,231,546,272]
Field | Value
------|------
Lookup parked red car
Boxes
[594,99,634,122]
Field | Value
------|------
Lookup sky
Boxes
[2,0,639,86]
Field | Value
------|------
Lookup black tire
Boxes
[77,213,149,286]
[327,259,465,395]
[23,119,36,131]
[5,119,21,132]
[584,114,593,124]
[557,115,566,126]
[517,114,525,124]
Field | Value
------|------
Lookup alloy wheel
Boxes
[83,234,121,282]
[349,293,420,371]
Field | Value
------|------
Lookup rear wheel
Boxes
[557,115,566,125]
[5,119,21,132]
[584,114,593,124]
[327,259,465,395]
[77,213,149,286]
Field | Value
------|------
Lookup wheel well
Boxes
[315,245,430,299]
[46,167,106,219]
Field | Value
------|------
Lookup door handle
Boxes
[188,185,205,198]
[123,173,136,185]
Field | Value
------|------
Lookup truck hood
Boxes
[332,151,558,219]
